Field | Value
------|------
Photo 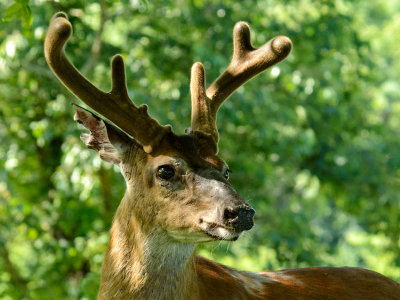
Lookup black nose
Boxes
[224,207,255,231]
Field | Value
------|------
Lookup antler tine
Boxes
[190,62,219,143]
[190,22,292,149]
[45,12,172,153]
[208,22,292,110]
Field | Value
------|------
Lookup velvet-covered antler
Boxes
[190,22,292,149]
[44,12,172,153]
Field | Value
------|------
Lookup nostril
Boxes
[224,208,238,221]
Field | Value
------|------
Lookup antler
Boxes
[44,12,172,153]
[190,22,292,149]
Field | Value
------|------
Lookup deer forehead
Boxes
[145,153,228,174]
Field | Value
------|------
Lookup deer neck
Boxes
[98,193,200,300]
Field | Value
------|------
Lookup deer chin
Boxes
[167,229,216,243]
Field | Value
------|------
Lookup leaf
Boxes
[3,3,22,21]
[2,1,32,28]
[21,4,32,28]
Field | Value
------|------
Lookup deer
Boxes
[44,12,400,300]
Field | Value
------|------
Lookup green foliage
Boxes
[3,0,32,28]
[1,0,399,298]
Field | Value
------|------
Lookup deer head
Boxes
[44,12,291,244]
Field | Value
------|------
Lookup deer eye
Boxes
[157,165,175,180]
[224,169,231,180]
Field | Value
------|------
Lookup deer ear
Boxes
[73,104,134,164]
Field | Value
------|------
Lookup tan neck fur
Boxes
[98,192,200,300]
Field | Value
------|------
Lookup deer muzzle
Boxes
[196,175,255,241]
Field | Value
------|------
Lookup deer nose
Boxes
[224,207,255,231]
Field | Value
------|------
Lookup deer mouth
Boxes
[200,221,240,241]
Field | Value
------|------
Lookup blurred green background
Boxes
[1,0,400,299]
